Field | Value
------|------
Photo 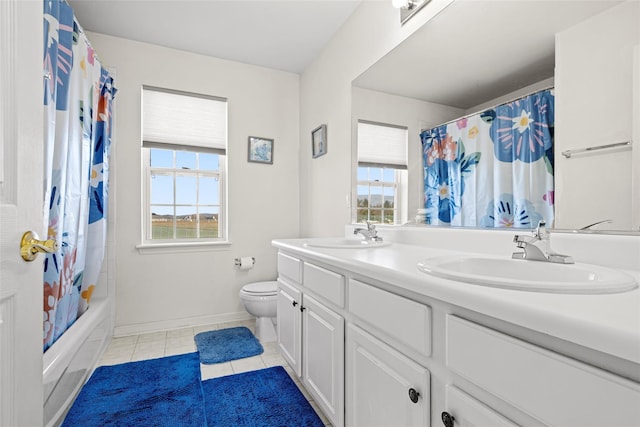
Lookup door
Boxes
[276,279,301,376]
[302,295,344,427]
[347,324,430,427]
[0,1,45,426]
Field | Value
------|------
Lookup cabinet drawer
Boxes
[349,279,431,356]
[277,252,302,284]
[445,385,517,427]
[447,315,640,426]
[303,262,345,307]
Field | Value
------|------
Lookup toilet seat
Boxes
[240,281,277,296]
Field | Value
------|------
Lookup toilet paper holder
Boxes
[234,257,255,267]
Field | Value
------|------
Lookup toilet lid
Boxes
[243,281,277,295]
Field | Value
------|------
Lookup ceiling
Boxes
[68,0,362,74]
[353,0,621,109]
[68,0,622,108]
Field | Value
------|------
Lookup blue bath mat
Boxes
[195,326,263,364]
[202,366,324,427]
[61,352,205,426]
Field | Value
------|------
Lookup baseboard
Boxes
[113,311,253,337]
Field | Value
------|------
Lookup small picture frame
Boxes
[311,124,327,158]
[247,136,274,164]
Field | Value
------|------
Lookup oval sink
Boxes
[417,255,638,294]
[304,238,391,249]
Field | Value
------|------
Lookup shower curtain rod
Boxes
[421,85,554,132]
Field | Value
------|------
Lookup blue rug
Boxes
[202,366,324,427]
[195,326,263,364]
[62,352,205,426]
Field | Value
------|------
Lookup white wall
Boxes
[555,1,640,231]
[464,77,555,115]
[87,33,300,334]
[351,87,464,221]
[299,0,454,237]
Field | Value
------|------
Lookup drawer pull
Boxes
[441,411,455,427]
[408,388,420,403]
[292,301,298,307]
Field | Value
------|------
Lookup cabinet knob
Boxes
[441,411,455,427]
[292,301,298,307]
[408,388,420,403]
[300,306,306,312]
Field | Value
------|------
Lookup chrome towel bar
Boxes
[561,141,631,158]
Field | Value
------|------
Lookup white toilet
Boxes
[239,281,278,343]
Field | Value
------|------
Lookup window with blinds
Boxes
[142,87,228,243]
[356,121,408,225]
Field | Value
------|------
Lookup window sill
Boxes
[136,240,231,254]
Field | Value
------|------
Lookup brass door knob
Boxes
[20,231,58,262]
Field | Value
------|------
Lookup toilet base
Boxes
[255,316,277,343]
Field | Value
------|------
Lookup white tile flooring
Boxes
[97,318,332,426]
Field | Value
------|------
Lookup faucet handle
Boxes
[534,220,548,240]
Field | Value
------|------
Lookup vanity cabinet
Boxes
[276,278,301,376]
[446,315,640,426]
[302,294,344,427]
[346,324,430,427]
[276,254,345,427]
[275,244,640,427]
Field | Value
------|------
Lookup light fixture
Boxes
[392,0,431,25]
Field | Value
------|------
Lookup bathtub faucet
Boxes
[512,220,574,264]
[353,221,382,242]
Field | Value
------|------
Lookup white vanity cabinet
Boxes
[276,253,345,427]
[445,315,640,427]
[276,278,302,376]
[347,323,430,427]
[302,294,344,427]
[347,278,432,426]
[274,243,640,427]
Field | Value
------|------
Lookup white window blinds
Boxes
[142,86,227,154]
[357,120,408,169]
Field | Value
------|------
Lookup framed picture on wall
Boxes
[311,124,327,158]
[247,136,274,164]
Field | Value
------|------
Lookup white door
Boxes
[302,295,344,427]
[347,324,430,427]
[0,1,45,426]
[276,279,302,376]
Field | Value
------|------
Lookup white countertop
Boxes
[272,237,640,366]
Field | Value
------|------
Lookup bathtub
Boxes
[43,298,110,427]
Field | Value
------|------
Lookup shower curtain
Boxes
[421,89,554,228]
[43,0,116,351]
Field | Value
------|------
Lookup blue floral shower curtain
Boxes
[43,0,116,351]
[421,89,554,228]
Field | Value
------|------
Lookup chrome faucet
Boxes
[512,220,574,264]
[353,221,382,242]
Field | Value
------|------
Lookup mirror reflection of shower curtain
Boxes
[421,89,554,228]
[42,0,116,351]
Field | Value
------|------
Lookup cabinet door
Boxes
[347,324,430,427]
[444,385,517,427]
[303,295,344,427]
[277,279,301,376]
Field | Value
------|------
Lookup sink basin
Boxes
[417,255,638,294]
[304,238,391,249]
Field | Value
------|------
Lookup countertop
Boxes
[272,237,640,367]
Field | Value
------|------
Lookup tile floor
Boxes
[98,318,332,426]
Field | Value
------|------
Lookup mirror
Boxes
[352,0,640,233]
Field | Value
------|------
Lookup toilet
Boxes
[239,281,278,343]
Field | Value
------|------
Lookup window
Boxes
[142,86,227,243]
[355,121,408,225]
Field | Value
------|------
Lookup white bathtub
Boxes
[43,298,110,427]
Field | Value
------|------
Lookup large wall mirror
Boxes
[352,0,640,234]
